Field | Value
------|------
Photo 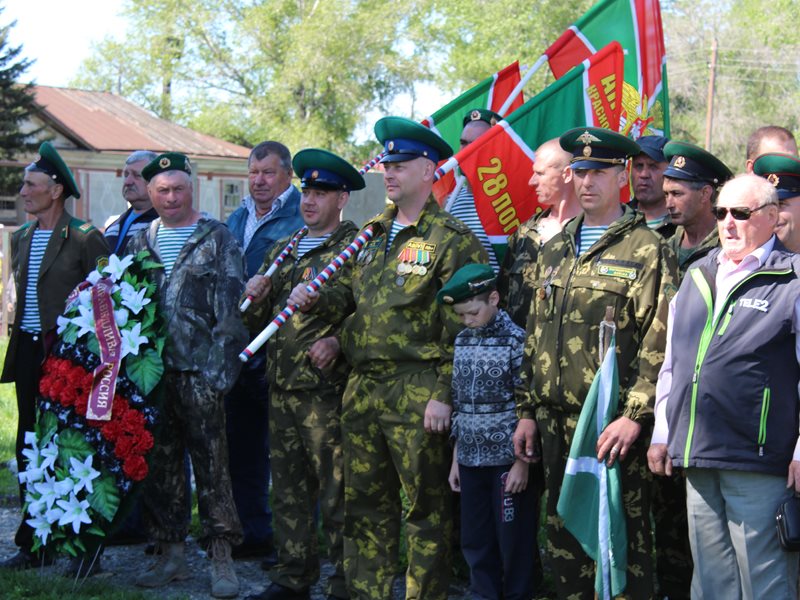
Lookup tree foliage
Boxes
[0,4,39,160]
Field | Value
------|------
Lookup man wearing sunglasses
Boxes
[649,174,800,600]
[663,141,733,277]
[754,153,800,253]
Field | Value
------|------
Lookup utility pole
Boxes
[704,38,718,151]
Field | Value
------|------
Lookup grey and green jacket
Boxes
[666,242,800,476]
[127,217,247,395]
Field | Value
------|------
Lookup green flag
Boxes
[557,329,627,599]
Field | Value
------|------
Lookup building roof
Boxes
[30,86,250,159]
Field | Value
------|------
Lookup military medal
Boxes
[396,276,405,286]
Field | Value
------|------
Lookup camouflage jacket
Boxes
[243,221,359,392]
[515,205,678,422]
[497,210,549,329]
[314,197,488,405]
[669,226,719,278]
[127,217,247,395]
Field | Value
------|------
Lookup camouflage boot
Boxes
[135,542,190,588]
[209,537,239,599]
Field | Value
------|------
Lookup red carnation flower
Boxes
[122,455,148,481]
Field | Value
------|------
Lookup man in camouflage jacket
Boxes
[289,118,487,600]
[514,128,678,599]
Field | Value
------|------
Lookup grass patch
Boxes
[0,569,158,599]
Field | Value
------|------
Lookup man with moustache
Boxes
[226,141,303,561]
[104,150,159,254]
[754,153,800,252]
[630,135,675,237]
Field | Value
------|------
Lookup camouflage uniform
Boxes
[497,210,547,329]
[668,226,719,278]
[127,217,246,546]
[243,222,359,599]
[516,205,678,600]
[314,198,488,599]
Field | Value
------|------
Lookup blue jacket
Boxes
[667,243,800,476]
[226,186,303,278]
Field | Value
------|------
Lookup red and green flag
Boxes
[420,62,525,205]
[545,0,669,139]
[435,42,624,262]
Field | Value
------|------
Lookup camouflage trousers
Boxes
[652,472,692,599]
[143,372,243,547]
[342,368,453,600]
[536,406,654,600]
[268,385,347,599]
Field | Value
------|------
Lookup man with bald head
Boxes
[498,138,580,328]
[649,174,800,599]
[745,125,797,173]
[127,153,247,599]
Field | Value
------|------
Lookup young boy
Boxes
[437,263,539,600]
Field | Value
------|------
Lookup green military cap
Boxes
[375,116,453,164]
[559,127,641,170]
[27,141,81,199]
[462,108,502,128]
[292,148,365,192]
[142,152,193,182]
[663,141,732,187]
[753,153,800,200]
[436,263,496,305]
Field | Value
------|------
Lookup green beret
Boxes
[142,152,193,182]
[436,263,496,305]
[375,116,453,164]
[559,127,641,170]
[663,141,732,187]
[292,149,365,192]
[462,108,502,128]
[753,153,800,200]
[27,141,81,199]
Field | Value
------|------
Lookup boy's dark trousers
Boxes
[459,463,540,600]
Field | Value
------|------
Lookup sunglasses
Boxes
[711,204,770,221]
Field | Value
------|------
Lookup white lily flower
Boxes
[57,315,72,335]
[45,506,64,525]
[26,514,52,545]
[27,493,48,517]
[69,455,101,495]
[57,493,92,534]
[120,322,148,358]
[40,441,58,472]
[54,477,75,498]
[78,288,93,308]
[87,269,102,285]
[102,254,134,282]
[114,307,130,328]
[120,285,151,315]
[33,473,60,510]
[18,465,45,485]
[70,304,96,338]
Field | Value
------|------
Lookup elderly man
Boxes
[225,141,303,561]
[244,149,364,600]
[128,153,246,599]
[446,108,502,271]
[754,153,800,252]
[630,135,675,237]
[745,125,797,173]
[0,142,108,570]
[289,117,487,600]
[104,150,159,254]
[514,127,678,599]
[498,137,580,329]
[648,174,800,599]
[663,141,733,276]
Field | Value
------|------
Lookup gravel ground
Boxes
[0,503,469,599]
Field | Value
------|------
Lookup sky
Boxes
[3,0,126,87]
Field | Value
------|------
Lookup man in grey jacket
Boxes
[127,152,247,599]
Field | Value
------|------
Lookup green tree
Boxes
[0,4,39,160]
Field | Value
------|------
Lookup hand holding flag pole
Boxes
[238,226,375,362]
[240,227,308,312]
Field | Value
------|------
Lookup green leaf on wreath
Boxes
[74,536,86,553]
[62,325,78,345]
[62,539,78,557]
[135,249,149,262]
[155,335,165,356]
[57,429,92,465]
[87,472,120,522]
[125,347,164,396]
[86,335,101,357]
[141,259,163,270]
[141,303,156,330]
[36,411,58,446]
[87,525,106,537]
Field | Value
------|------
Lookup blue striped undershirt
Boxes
[295,235,330,259]
[448,186,499,272]
[386,221,406,254]
[20,229,53,333]
[156,225,197,277]
[578,225,608,256]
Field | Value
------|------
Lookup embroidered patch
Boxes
[597,264,638,280]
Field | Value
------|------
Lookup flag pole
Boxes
[497,54,547,116]
[240,227,308,311]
